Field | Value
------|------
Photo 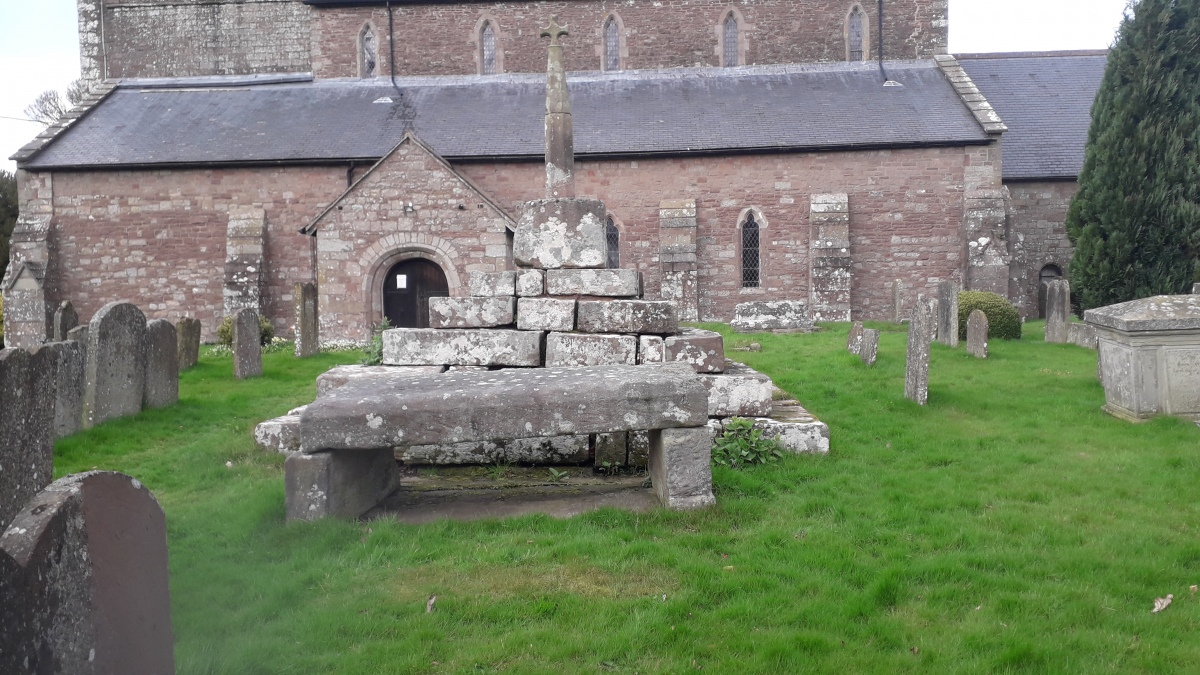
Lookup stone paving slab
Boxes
[316,364,447,397]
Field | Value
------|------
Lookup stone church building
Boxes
[4,0,1106,346]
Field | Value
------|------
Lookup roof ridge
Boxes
[955,50,1109,60]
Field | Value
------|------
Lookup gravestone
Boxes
[890,280,902,323]
[294,282,319,358]
[847,321,864,355]
[1193,283,1199,295]
[966,309,989,358]
[52,300,78,341]
[48,340,86,439]
[920,295,940,341]
[860,328,879,366]
[176,317,201,371]
[144,319,179,409]
[82,302,148,429]
[232,308,262,379]
[1044,279,1070,343]
[0,471,175,674]
[904,302,933,405]
[0,347,56,529]
[937,281,959,347]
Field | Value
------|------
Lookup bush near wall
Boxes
[215,314,274,347]
[958,291,1021,340]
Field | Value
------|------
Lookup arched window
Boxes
[605,217,621,269]
[481,21,498,75]
[847,6,866,62]
[359,24,378,78]
[604,16,621,72]
[741,213,761,287]
[722,12,740,67]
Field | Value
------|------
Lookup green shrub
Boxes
[712,417,784,469]
[215,314,275,347]
[957,291,1021,340]
[360,318,391,366]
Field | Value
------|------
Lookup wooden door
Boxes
[382,259,449,328]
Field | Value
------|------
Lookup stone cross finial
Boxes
[540,16,568,45]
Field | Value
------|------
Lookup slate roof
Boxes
[959,51,1108,181]
[18,60,991,170]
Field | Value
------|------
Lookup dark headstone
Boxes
[233,308,262,379]
[1044,279,1070,343]
[0,471,175,674]
[937,281,959,347]
[176,317,201,371]
[48,340,86,439]
[144,319,179,409]
[294,282,319,358]
[83,302,148,429]
[966,309,989,358]
[52,300,79,342]
[904,302,933,405]
[860,328,879,366]
[847,321,864,355]
[0,347,56,529]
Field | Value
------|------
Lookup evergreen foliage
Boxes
[215,314,275,347]
[957,291,1021,340]
[1065,0,1200,310]
[0,170,16,280]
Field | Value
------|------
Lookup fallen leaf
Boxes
[426,594,437,613]
[974,605,982,611]
[1153,594,1173,613]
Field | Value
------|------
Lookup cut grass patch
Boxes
[53,324,1200,673]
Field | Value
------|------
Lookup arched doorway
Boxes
[1037,264,1063,319]
[382,258,449,328]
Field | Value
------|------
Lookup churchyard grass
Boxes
[52,327,1200,673]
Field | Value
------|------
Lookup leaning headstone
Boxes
[920,295,940,341]
[294,282,319,358]
[847,321,864,355]
[966,309,989,358]
[937,281,959,347]
[176,317,201,371]
[860,328,879,366]
[51,300,78,342]
[82,302,148,429]
[904,302,933,405]
[144,319,179,409]
[47,340,86,439]
[233,308,262,379]
[0,347,56,529]
[0,471,175,674]
[1044,278,1070,343]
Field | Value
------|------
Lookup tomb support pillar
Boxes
[659,199,699,322]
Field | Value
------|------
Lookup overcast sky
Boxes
[0,0,1131,172]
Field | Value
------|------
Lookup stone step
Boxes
[699,363,773,417]
[428,297,515,328]
[383,328,543,367]
[545,269,640,297]
[576,300,677,335]
[665,328,725,373]
[467,271,516,297]
[517,297,576,331]
[545,332,637,366]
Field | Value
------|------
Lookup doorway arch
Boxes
[1037,264,1063,319]
[382,258,449,328]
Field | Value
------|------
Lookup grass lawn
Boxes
[54,322,1200,673]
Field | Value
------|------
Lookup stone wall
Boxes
[1007,179,1078,318]
[312,0,946,78]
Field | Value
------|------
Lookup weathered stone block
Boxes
[52,301,78,342]
[594,432,628,468]
[638,335,664,364]
[545,268,640,297]
[467,271,517,297]
[383,328,543,367]
[1068,322,1098,350]
[576,300,677,335]
[517,297,576,331]
[0,471,174,675]
[428,297,515,328]
[847,321,864,355]
[514,198,607,269]
[628,430,651,468]
[284,449,400,521]
[176,317,201,371]
[699,362,773,417]
[399,434,589,465]
[663,328,725,373]
[294,282,319,358]
[966,309,989,358]
[300,363,708,452]
[649,427,716,510]
[937,281,959,347]
[47,340,85,439]
[516,269,545,297]
[255,411,303,454]
[144,319,179,409]
[545,332,637,366]
[905,302,933,405]
[1044,279,1070,343]
[83,301,148,429]
[730,300,814,333]
[316,364,447,397]
[233,307,262,379]
[860,328,879,366]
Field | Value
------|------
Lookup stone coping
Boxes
[1084,295,1200,332]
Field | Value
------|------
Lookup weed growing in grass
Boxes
[361,318,391,365]
[712,417,784,469]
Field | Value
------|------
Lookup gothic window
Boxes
[723,13,740,67]
[360,25,378,78]
[848,7,865,61]
[605,217,621,269]
[604,16,621,71]
[481,21,498,75]
[741,213,761,288]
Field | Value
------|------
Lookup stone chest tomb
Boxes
[1085,295,1200,422]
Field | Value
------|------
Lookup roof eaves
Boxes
[933,54,1008,136]
[10,80,120,165]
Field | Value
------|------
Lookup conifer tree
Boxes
[1065,0,1200,310]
